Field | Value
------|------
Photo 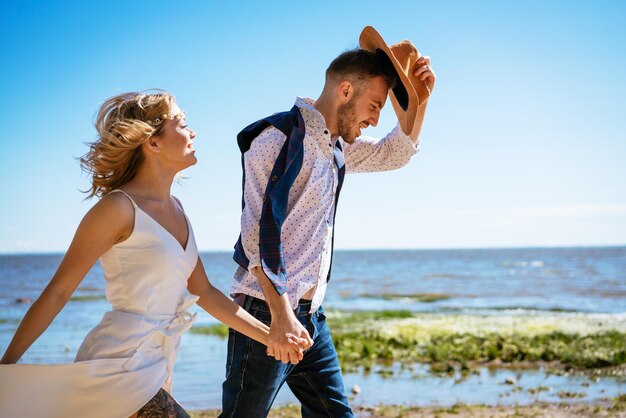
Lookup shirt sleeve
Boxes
[343,123,419,174]
[239,126,287,273]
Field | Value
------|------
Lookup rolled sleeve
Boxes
[344,123,419,174]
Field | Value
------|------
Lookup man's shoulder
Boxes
[243,125,288,156]
[263,106,304,135]
[250,107,306,141]
[242,106,300,130]
[239,104,309,154]
[256,124,288,142]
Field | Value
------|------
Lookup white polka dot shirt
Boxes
[232,97,419,313]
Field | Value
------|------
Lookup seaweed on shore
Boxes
[189,310,626,372]
[190,324,229,338]
[327,310,626,371]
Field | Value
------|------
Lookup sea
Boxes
[1,247,625,409]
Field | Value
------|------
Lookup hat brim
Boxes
[359,26,419,135]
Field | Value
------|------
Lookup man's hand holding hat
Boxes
[415,56,436,96]
[359,26,436,142]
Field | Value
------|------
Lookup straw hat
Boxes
[359,26,431,135]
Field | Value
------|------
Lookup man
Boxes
[221,27,436,417]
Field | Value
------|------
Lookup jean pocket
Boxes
[316,306,327,321]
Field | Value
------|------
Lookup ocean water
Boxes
[0,247,625,409]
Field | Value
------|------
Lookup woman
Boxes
[0,91,308,418]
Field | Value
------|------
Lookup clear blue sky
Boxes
[1,0,625,253]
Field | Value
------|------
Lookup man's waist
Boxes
[234,293,314,314]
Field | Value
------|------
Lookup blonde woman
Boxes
[0,91,309,418]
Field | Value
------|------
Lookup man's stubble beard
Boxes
[337,97,358,143]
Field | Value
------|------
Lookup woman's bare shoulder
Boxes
[80,191,135,236]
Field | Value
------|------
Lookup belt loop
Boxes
[243,295,254,310]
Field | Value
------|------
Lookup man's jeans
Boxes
[219,296,354,418]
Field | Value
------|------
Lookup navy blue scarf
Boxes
[234,106,345,295]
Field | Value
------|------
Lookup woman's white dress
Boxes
[0,191,199,418]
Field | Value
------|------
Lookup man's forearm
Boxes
[252,266,294,320]
[251,266,312,363]
[409,100,429,143]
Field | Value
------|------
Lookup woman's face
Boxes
[155,102,197,171]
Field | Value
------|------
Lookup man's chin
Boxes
[339,131,357,143]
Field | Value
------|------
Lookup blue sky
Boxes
[1,0,625,253]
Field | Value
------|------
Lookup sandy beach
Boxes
[190,395,626,417]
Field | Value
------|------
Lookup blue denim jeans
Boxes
[219,296,354,418]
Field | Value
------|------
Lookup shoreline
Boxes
[190,396,626,417]
[186,309,626,414]
[190,309,626,374]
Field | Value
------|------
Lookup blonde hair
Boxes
[80,90,180,198]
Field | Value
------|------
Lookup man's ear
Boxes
[337,80,354,104]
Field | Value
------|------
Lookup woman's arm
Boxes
[0,193,134,364]
[187,258,271,346]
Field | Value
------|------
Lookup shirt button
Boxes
[324,130,329,135]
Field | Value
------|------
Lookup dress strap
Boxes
[109,189,138,208]
[170,196,184,213]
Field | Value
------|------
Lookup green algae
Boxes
[326,310,626,370]
[527,385,550,394]
[556,390,586,398]
[190,324,229,338]
[339,329,625,369]
[190,310,626,371]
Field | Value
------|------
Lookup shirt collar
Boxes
[294,97,343,147]
[294,97,325,126]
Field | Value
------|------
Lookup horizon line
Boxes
[1,243,625,256]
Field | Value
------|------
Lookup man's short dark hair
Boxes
[325,48,396,91]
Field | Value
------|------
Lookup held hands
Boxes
[265,313,313,364]
[414,56,436,95]
[250,266,314,364]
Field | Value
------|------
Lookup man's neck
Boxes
[312,94,338,137]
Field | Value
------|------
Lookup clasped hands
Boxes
[265,314,314,364]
